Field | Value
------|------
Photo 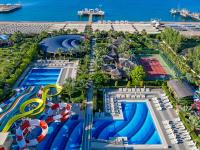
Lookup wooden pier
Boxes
[78,8,104,24]
[170,8,200,21]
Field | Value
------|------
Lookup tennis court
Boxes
[140,57,168,80]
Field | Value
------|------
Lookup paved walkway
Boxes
[82,38,95,150]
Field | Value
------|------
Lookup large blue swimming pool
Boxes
[20,68,61,86]
[92,102,162,145]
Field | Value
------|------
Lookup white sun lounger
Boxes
[119,88,123,92]
[189,146,198,150]
[187,141,195,146]
[168,134,176,139]
[146,88,150,92]
[164,124,171,129]
[171,139,178,144]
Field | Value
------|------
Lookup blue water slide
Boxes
[0,87,30,115]
[64,122,83,150]
[146,131,162,144]
[37,122,62,150]
[50,120,80,150]
[97,103,136,140]
[129,112,155,144]
[114,103,148,139]
[92,120,113,139]
[0,86,40,131]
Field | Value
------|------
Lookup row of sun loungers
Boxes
[152,96,173,111]
[115,93,146,99]
[97,20,129,24]
[118,87,150,93]
[104,95,122,115]
[163,119,198,150]
[35,60,71,67]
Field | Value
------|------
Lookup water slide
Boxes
[0,87,31,118]
[50,119,80,150]
[0,87,28,114]
[64,122,83,150]
[0,86,39,131]
[1,84,62,132]
[92,120,112,139]
[37,122,63,150]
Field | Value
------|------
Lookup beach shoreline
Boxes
[0,21,199,36]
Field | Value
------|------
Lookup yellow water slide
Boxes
[2,84,62,132]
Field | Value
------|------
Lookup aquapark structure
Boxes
[0,84,72,150]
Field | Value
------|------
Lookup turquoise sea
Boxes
[0,0,200,22]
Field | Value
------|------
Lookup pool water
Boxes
[20,68,61,86]
[92,102,162,144]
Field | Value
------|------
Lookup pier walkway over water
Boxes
[78,8,104,24]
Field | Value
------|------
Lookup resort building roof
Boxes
[167,79,195,99]
[103,55,115,64]
[102,64,116,72]
[118,58,135,69]
[39,35,84,54]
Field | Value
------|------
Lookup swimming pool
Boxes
[20,68,61,86]
[92,102,162,145]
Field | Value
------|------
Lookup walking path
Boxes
[82,38,95,150]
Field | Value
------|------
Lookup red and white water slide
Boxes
[46,102,72,123]
[16,119,48,149]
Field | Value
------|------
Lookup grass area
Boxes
[0,49,23,75]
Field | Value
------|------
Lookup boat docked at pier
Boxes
[0,4,22,13]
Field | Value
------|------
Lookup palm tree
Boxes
[182,105,191,116]
[189,116,200,131]
[57,48,63,59]
[63,78,77,102]
[77,79,88,96]
[68,48,74,60]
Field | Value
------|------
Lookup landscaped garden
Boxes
[0,27,200,149]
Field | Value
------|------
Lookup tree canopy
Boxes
[129,66,145,85]
[161,27,182,53]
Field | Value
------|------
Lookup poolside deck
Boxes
[91,87,195,150]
